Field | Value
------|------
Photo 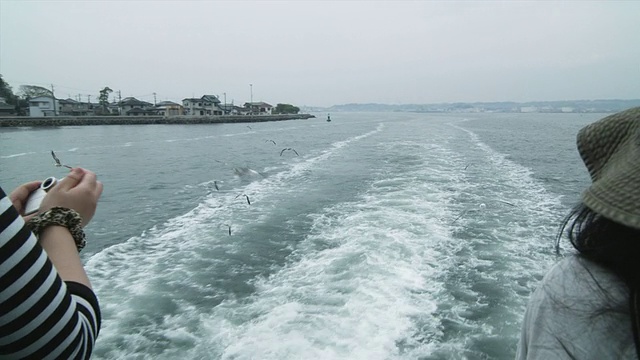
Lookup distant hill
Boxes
[321,99,640,113]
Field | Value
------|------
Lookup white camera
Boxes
[24,177,58,215]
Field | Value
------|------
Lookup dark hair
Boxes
[557,203,640,290]
[557,203,640,357]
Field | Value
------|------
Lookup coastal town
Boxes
[0,79,315,127]
[22,95,277,118]
[0,93,288,118]
[0,78,303,118]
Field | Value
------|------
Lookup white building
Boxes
[244,102,273,115]
[520,106,538,113]
[182,95,223,116]
[29,96,60,117]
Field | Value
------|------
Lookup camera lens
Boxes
[41,177,57,191]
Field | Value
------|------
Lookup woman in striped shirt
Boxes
[1,167,102,359]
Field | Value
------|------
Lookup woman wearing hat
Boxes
[517,107,640,359]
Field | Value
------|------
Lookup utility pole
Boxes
[249,84,253,114]
[223,92,227,114]
[153,92,157,106]
[51,84,57,116]
[88,95,91,104]
[117,90,122,115]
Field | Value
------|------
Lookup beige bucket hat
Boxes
[577,107,640,229]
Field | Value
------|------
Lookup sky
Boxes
[1,1,639,107]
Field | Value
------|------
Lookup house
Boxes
[218,103,245,115]
[118,97,153,116]
[108,101,120,115]
[244,102,273,115]
[126,107,158,116]
[29,96,60,116]
[155,101,184,116]
[182,95,223,116]
[0,97,16,116]
[59,98,95,116]
[234,105,250,115]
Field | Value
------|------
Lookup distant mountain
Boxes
[321,99,640,113]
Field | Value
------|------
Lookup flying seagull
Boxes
[280,148,299,156]
[450,203,486,225]
[235,193,251,205]
[265,139,277,145]
[51,150,72,169]
[496,199,516,207]
[234,167,263,177]
[450,210,470,225]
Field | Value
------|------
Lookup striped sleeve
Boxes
[0,185,101,359]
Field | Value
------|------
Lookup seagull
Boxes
[265,139,277,145]
[450,203,486,225]
[450,210,470,225]
[464,164,471,170]
[235,193,251,205]
[51,151,62,166]
[247,125,252,130]
[234,167,263,177]
[496,199,516,207]
[51,150,72,169]
[280,148,299,156]
[214,181,219,191]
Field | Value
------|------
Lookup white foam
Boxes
[87,118,567,359]
[88,122,388,358]
[0,152,36,159]
[191,133,464,359]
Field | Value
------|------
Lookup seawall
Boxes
[0,114,316,127]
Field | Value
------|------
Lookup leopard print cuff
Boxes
[27,207,86,252]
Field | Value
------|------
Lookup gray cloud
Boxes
[1,1,638,107]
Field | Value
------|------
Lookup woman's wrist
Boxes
[27,207,87,252]
[39,225,76,247]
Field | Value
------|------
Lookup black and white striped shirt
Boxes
[0,186,101,359]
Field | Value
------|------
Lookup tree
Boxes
[19,85,53,99]
[97,87,113,115]
[98,87,112,106]
[0,75,18,105]
[274,103,300,114]
[0,75,27,115]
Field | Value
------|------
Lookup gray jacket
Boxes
[517,255,637,359]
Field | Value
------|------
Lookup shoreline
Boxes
[0,114,316,127]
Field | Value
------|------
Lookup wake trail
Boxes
[87,123,386,359]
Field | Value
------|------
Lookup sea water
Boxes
[0,112,601,359]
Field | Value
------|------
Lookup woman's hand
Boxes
[9,180,43,221]
[39,167,104,227]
